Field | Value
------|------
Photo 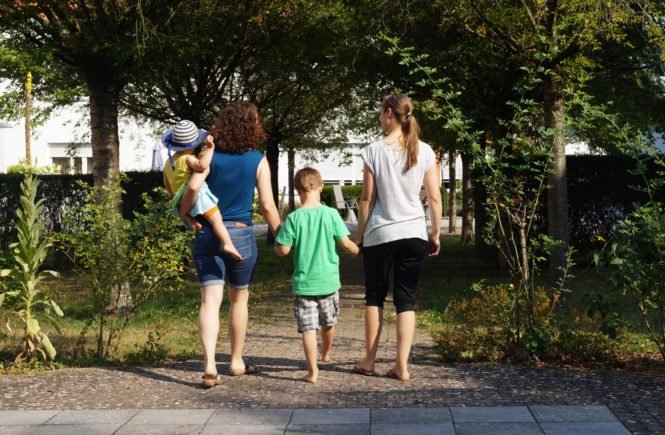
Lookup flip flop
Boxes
[228,364,257,377]
[351,365,375,377]
[202,373,222,388]
[386,368,409,381]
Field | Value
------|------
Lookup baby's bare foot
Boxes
[182,214,201,231]
[224,244,242,260]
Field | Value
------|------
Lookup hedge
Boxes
[1,155,662,255]
[0,171,162,251]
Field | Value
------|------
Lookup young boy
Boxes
[275,167,359,384]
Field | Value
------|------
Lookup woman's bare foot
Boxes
[223,243,242,260]
[320,353,331,362]
[386,367,410,381]
[303,371,319,384]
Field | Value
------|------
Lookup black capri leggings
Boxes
[362,238,428,314]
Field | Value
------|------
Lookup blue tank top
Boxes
[205,150,264,225]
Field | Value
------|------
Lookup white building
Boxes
[0,102,159,174]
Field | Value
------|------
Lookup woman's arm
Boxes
[256,158,281,236]
[354,163,376,246]
[423,164,442,256]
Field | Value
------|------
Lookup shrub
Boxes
[53,178,191,359]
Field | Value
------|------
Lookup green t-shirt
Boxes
[275,205,350,296]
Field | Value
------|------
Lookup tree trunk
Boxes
[265,138,279,244]
[88,76,121,188]
[461,152,474,244]
[288,147,295,212]
[543,65,569,280]
[448,151,457,234]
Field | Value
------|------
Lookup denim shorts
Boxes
[192,222,257,288]
[293,292,339,333]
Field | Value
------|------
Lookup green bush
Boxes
[53,178,191,360]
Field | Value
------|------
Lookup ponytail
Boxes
[381,93,421,171]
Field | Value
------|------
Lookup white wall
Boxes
[0,102,161,173]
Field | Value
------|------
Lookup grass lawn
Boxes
[0,242,294,369]
[1,234,661,370]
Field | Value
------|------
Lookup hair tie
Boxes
[406,112,412,119]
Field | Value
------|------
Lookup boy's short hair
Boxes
[294,167,323,192]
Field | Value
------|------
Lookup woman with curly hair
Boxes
[183,101,281,387]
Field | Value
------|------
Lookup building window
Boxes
[52,157,71,174]
[73,157,83,174]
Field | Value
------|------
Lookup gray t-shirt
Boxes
[360,139,436,247]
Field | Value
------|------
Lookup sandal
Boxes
[228,364,257,377]
[351,365,375,377]
[202,373,222,388]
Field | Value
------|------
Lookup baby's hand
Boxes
[192,222,202,231]
[205,135,215,149]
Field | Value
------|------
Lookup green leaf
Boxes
[0,269,11,277]
[26,318,40,336]
[50,300,64,317]
[609,258,624,265]
[40,333,56,360]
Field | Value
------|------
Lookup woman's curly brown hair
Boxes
[210,102,268,153]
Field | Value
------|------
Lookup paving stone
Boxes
[116,424,205,434]
[32,424,119,435]
[201,425,287,434]
[371,422,455,434]
[0,252,664,433]
[207,408,292,425]
[451,406,535,423]
[540,421,631,435]
[0,426,33,435]
[290,408,370,425]
[47,409,137,425]
[286,424,370,434]
[0,410,59,425]
[370,407,451,424]
[455,422,544,435]
[127,409,214,425]
[530,405,618,422]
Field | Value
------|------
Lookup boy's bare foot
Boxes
[223,243,243,260]
[320,353,331,362]
[303,371,318,384]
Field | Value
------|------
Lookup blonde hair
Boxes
[381,93,420,171]
[294,167,323,192]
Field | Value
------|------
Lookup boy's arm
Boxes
[274,243,291,256]
[186,135,214,173]
[337,235,360,256]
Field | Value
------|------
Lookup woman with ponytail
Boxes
[352,94,442,381]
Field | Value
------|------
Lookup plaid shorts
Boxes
[293,292,339,333]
